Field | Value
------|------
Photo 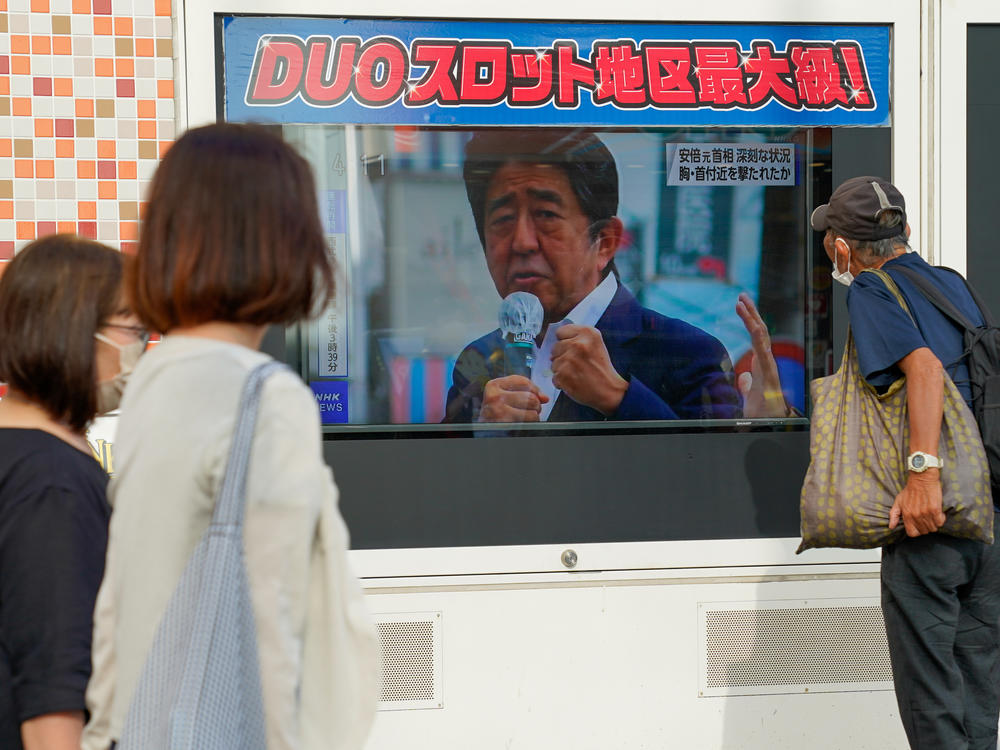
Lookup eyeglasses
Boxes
[104,323,151,347]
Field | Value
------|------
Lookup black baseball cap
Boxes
[810,176,907,240]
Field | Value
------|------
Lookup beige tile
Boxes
[51,16,71,35]
[156,38,172,58]
[115,38,134,57]
[96,99,115,118]
[76,119,95,138]
[13,140,32,158]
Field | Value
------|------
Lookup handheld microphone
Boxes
[498,292,543,377]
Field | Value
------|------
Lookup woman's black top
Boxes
[0,429,109,750]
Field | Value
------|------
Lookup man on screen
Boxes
[443,129,785,424]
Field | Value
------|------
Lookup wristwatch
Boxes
[907,451,944,473]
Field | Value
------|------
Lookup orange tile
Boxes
[14,160,32,178]
[0,140,9,157]
[97,140,115,158]
[98,181,116,199]
[157,79,173,99]
[31,36,51,55]
[136,99,156,118]
[30,0,49,11]
[53,36,72,55]
[55,139,73,158]
[57,220,76,233]
[11,57,30,76]
[0,78,8,96]
[114,17,133,36]
[136,38,154,57]
[72,0,88,11]
[77,161,95,179]
[0,202,12,220]
[93,17,112,35]
[136,120,156,139]
[158,141,171,158]
[94,58,114,77]
[0,0,7,10]
[11,98,30,116]
[119,221,138,241]
[78,201,96,219]
[10,36,29,55]
[75,98,94,117]
[118,160,137,179]
[53,78,72,96]
[115,58,134,77]
[155,0,170,15]
[33,118,53,137]
[35,160,54,179]
[16,222,34,241]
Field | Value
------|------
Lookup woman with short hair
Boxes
[0,234,145,750]
[82,123,378,750]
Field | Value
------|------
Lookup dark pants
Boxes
[881,516,1000,750]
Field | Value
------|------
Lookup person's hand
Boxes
[889,470,946,536]
[735,292,788,418]
[551,324,628,416]
[478,375,549,422]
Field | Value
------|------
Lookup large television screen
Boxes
[284,123,831,432]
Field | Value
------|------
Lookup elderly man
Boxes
[812,176,1000,750]
[443,129,783,424]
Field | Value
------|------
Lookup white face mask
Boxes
[831,240,854,286]
[832,263,854,287]
[93,332,145,414]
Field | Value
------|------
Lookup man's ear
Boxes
[834,236,852,270]
[905,222,912,239]
[595,216,624,272]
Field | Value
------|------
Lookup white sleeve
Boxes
[242,372,329,750]
[81,537,117,750]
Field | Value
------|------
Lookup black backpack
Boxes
[893,264,1000,502]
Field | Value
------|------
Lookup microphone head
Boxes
[499,292,544,344]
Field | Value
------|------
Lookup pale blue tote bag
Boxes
[118,361,284,750]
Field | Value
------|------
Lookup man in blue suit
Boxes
[444,129,772,424]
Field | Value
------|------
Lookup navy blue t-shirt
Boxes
[846,251,984,407]
[0,429,109,750]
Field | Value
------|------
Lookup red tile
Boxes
[54,118,73,137]
[78,221,97,239]
[0,242,13,260]
[92,0,111,13]
[116,79,134,98]
[0,57,8,75]
[97,160,115,178]
[36,221,57,237]
[32,78,52,96]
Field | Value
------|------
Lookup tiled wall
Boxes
[1,0,176,259]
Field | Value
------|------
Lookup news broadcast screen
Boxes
[221,17,889,431]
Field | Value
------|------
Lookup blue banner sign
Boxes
[223,17,890,127]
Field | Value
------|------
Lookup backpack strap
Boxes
[892,264,992,331]
[927,265,997,328]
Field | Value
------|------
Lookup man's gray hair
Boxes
[849,209,910,260]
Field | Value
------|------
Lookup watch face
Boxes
[911,454,925,469]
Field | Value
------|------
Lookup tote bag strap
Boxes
[212,360,286,530]
[862,267,917,326]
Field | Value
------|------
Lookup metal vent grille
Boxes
[374,612,443,710]
[699,599,893,696]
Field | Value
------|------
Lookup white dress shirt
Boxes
[532,273,618,421]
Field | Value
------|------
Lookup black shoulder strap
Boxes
[931,265,997,328]
[890,264,986,331]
